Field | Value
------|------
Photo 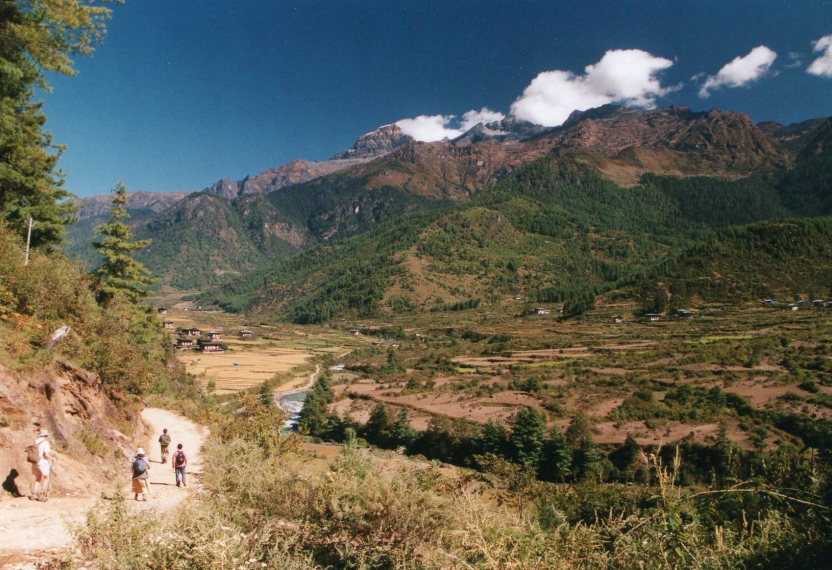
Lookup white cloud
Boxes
[460,107,505,131]
[396,107,505,141]
[395,115,461,141]
[509,49,674,127]
[698,46,777,98]
[807,35,832,78]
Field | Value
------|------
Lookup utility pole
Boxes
[24,217,33,266]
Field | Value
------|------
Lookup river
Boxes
[280,391,308,430]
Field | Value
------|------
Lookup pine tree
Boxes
[610,434,642,475]
[540,428,572,482]
[390,408,416,448]
[258,381,275,409]
[93,182,156,303]
[381,347,405,374]
[297,376,334,436]
[478,420,509,456]
[510,407,547,468]
[363,402,394,447]
[565,412,593,449]
[0,0,115,247]
[297,395,327,435]
[573,438,605,482]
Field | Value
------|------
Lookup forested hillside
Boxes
[653,217,832,303]
[64,109,830,294]
[201,151,832,322]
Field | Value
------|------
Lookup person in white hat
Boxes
[29,429,53,501]
[131,447,151,501]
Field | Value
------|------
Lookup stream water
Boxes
[280,391,308,430]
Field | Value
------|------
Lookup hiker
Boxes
[131,448,151,501]
[158,428,171,464]
[173,443,187,487]
[29,429,53,501]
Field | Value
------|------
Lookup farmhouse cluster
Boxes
[156,307,254,353]
[761,298,832,311]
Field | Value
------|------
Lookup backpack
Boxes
[159,433,171,446]
[25,444,40,464]
[174,450,185,467]
[132,457,148,478]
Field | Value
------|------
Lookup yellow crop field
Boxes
[178,347,311,394]
[155,304,360,394]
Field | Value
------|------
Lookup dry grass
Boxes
[156,306,356,394]
[178,348,311,394]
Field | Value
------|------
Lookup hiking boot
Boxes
[36,496,48,502]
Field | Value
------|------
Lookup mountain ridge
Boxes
[65,105,832,295]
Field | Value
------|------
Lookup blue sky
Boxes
[43,0,832,197]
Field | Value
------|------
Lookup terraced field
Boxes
[157,302,360,394]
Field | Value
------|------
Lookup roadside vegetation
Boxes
[58,394,830,569]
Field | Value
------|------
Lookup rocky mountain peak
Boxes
[205,178,241,200]
[331,124,413,160]
[453,116,548,144]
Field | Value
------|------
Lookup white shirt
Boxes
[35,437,51,472]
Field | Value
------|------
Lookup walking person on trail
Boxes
[131,448,151,501]
[158,428,171,464]
[28,429,53,502]
[173,443,187,487]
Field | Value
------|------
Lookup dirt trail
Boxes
[0,408,209,569]
[276,364,321,400]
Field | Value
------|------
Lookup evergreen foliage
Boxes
[297,374,334,436]
[509,406,547,467]
[0,221,187,396]
[197,152,832,323]
[0,0,115,247]
[93,182,156,303]
[654,216,832,302]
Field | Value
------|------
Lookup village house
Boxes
[162,320,175,329]
[157,307,168,315]
[786,304,799,312]
[176,338,195,349]
[200,342,225,353]
[534,307,551,315]
[349,329,361,335]
[239,329,254,339]
[180,327,201,337]
[675,309,695,318]
[761,299,778,307]
[612,315,623,324]
[644,313,661,322]
[207,331,222,341]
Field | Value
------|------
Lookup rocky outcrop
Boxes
[453,116,548,144]
[0,361,142,498]
[237,159,366,195]
[331,124,413,160]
